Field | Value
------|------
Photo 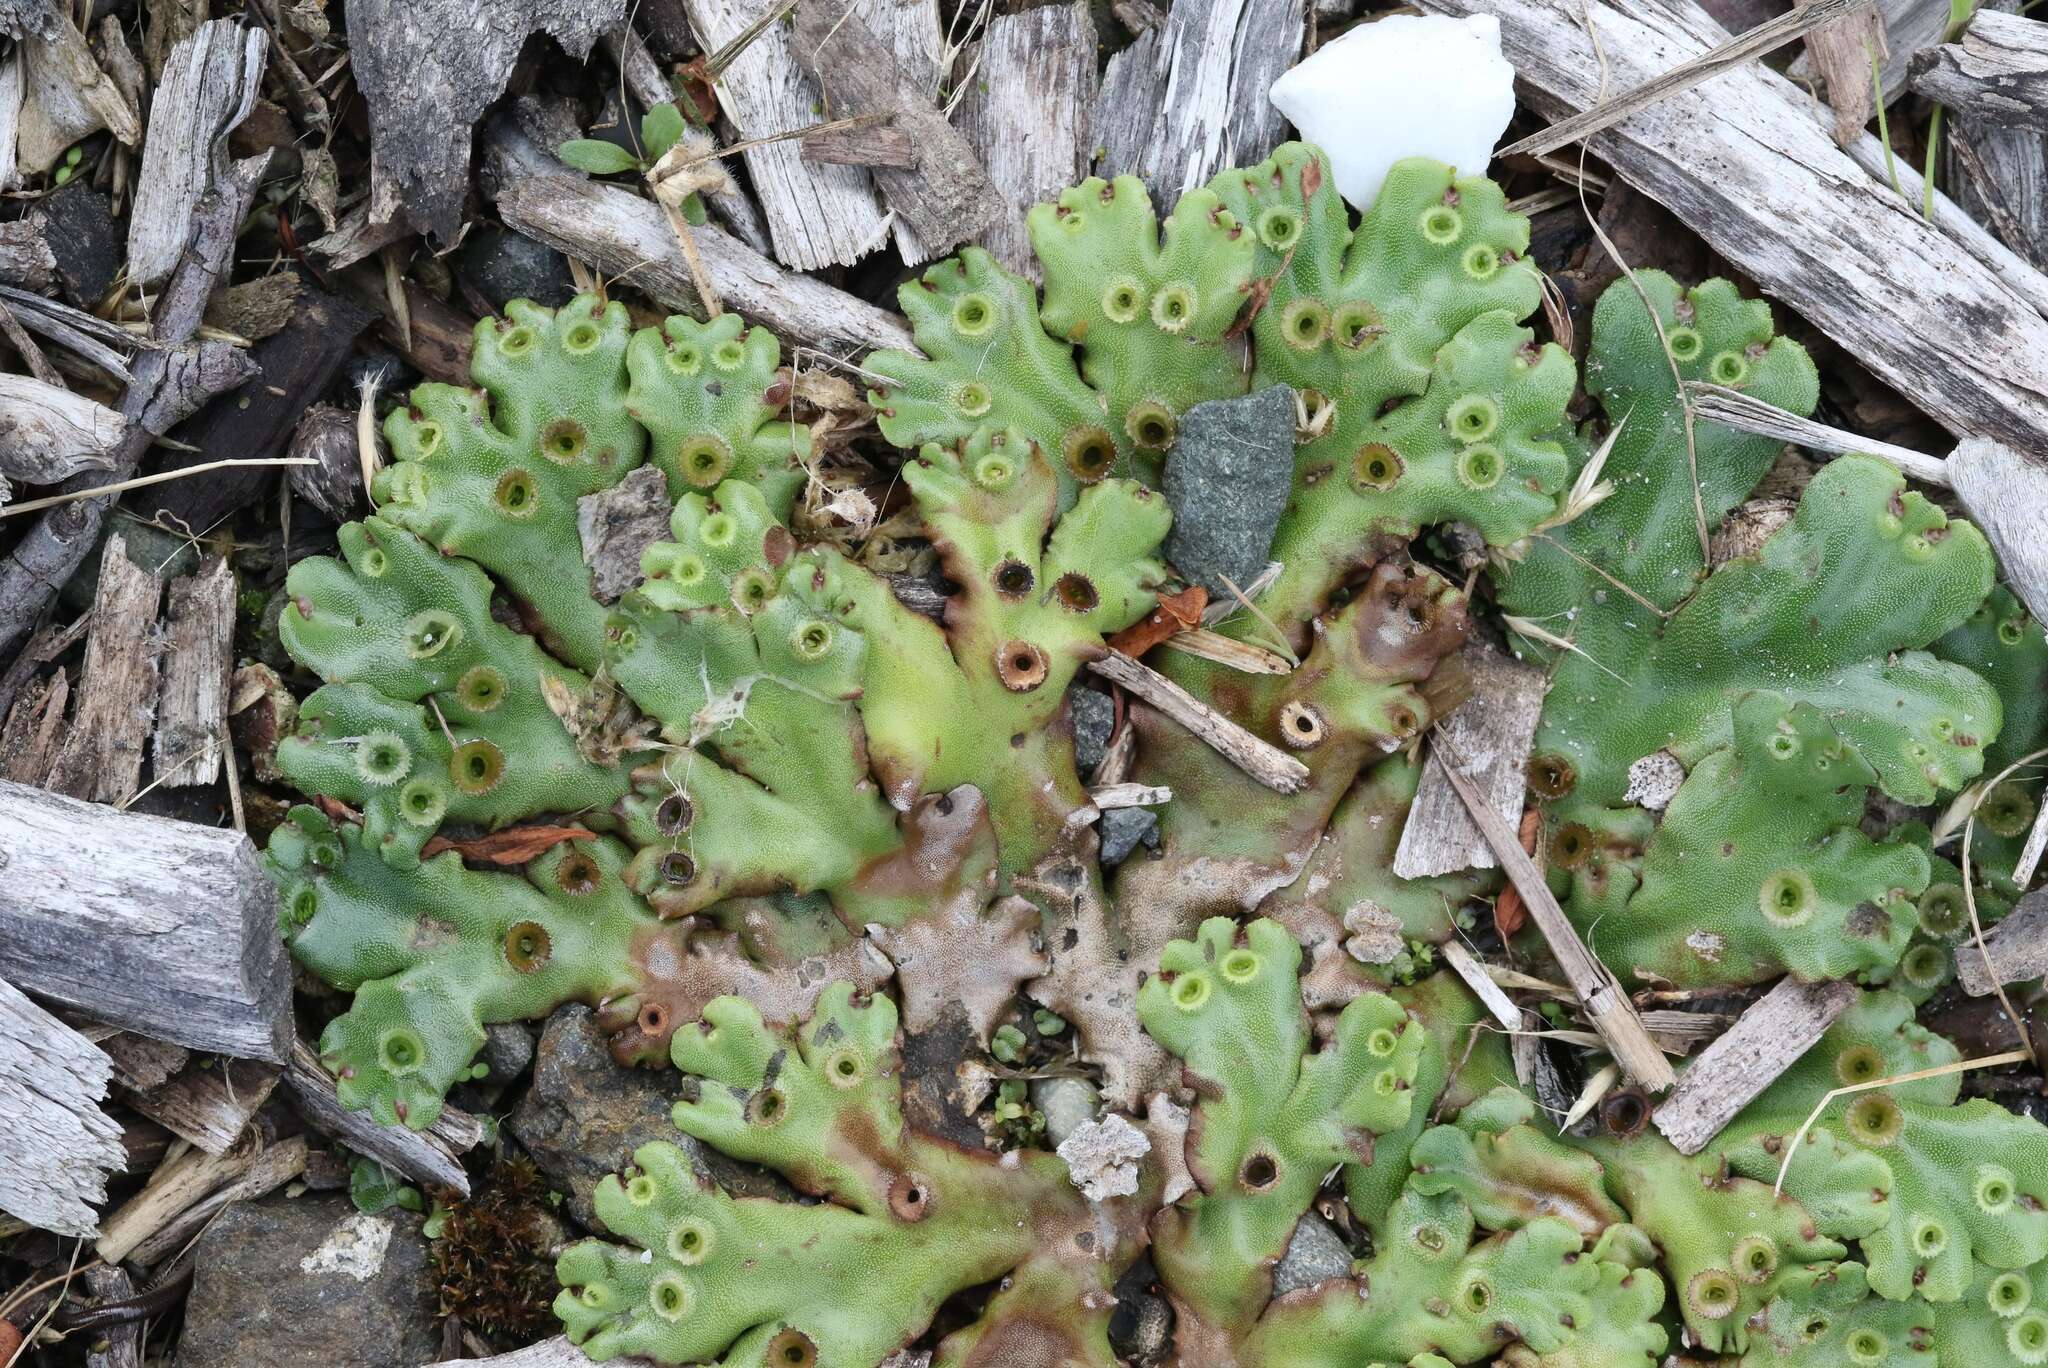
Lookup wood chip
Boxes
[0,371,123,500]
[790,0,998,256]
[46,533,163,804]
[1087,649,1310,794]
[1802,3,1887,145]
[119,1053,281,1155]
[96,1126,264,1262]
[284,1040,481,1195]
[954,1,1097,278]
[1417,0,2048,456]
[1441,939,1549,1096]
[1790,0,1944,102]
[1956,887,2048,996]
[1947,437,2048,625]
[680,0,897,269]
[0,971,123,1237]
[0,153,265,663]
[126,19,265,286]
[1911,9,2048,124]
[124,1132,306,1267]
[1436,744,1675,1090]
[1090,781,1172,809]
[97,1031,190,1092]
[153,554,235,788]
[16,10,140,175]
[497,175,915,357]
[1393,645,1547,879]
[1651,977,1858,1154]
[1094,0,1304,197]
[801,120,917,169]
[0,776,296,1061]
[82,1265,141,1368]
[1497,0,1873,158]
[348,0,625,242]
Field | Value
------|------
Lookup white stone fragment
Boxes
[298,1212,393,1281]
[1267,14,1517,210]
[1056,1112,1150,1203]
[1624,750,1687,812]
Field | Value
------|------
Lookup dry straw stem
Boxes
[1437,734,1676,1090]
[1961,745,2048,1064]
[1500,0,1876,158]
[1562,1061,1620,1129]
[1086,650,1310,793]
[0,459,314,520]
[1772,1048,2034,1195]
[1685,381,1952,486]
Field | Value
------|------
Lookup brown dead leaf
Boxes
[1493,805,1543,938]
[312,795,362,825]
[1107,586,1208,657]
[422,824,596,865]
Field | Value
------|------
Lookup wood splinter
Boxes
[1651,976,1858,1155]
[1956,888,2048,997]
[1436,742,1675,1091]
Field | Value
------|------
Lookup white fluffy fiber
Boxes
[1268,14,1518,211]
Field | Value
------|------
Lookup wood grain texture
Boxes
[955,1,1096,278]
[1948,437,2048,625]
[285,1040,482,1195]
[498,175,916,357]
[1652,977,1858,1154]
[0,972,123,1236]
[0,776,294,1061]
[1393,645,1546,878]
[45,534,163,804]
[120,1053,280,1155]
[123,1132,305,1267]
[1415,0,2048,454]
[153,554,235,788]
[790,0,999,257]
[16,11,139,175]
[348,0,626,243]
[125,19,265,286]
[0,371,122,498]
[1093,0,1303,199]
[680,0,892,269]
[1912,9,2048,122]
[0,219,55,288]
[1956,887,2048,995]
[1790,0,1945,102]
[0,154,264,662]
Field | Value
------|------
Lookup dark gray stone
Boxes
[456,225,577,311]
[1071,686,1115,774]
[1163,383,1296,594]
[508,1004,688,1228]
[1100,806,1159,865]
[175,1194,436,1368]
[482,1020,537,1081]
[509,1004,793,1229]
[1270,1211,1357,1296]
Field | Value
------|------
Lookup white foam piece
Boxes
[1268,14,1518,210]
